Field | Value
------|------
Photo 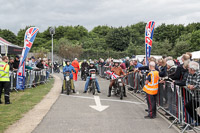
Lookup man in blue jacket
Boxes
[63,59,76,93]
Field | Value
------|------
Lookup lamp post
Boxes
[49,27,55,74]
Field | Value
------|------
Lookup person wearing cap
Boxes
[71,58,80,81]
[63,59,76,93]
[0,56,11,104]
[108,59,126,97]
[81,59,88,80]
[83,61,101,93]
[13,55,20,70]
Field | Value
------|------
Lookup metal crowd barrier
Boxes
[99,66,200,132]
[10,69,51,91]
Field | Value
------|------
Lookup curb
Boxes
[4,75,62,133]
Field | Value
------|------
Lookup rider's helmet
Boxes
[83,59,87,62]
[65,59,71,66]
[113,59,120,67]
[90,61,94,65]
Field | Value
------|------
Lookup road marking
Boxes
[89,96,109,112]
[61,94,144,105]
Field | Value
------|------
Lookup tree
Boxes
[0,29,18,44]
[106,27,130,51]
[55,38,83,59]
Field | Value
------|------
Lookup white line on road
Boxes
[61,94,144,105]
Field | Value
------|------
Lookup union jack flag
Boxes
[16,27,39,90]
[145,21,155,66]
[105,70,119,79]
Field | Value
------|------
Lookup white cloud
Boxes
[0,0,200,34]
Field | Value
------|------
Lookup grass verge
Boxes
[0,78,54,133]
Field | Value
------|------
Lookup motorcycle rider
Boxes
[63,59,76,93]
[83,61,101,93]
[81,59,89,79]
[108,60,127,97]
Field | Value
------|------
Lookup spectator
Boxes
[8,57,14,71]
[170,54,190,80]
[13,55,20,70]
[185,61,200,124]
[37,60,45,69]
[125,57,130,68]
[186,52,192,61]
[158,58,167,77]
[28,56,37,88]
[133,59,143,69]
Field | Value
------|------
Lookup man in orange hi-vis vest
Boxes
[71,58,80,81]
[143,61,159,119]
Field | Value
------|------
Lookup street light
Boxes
[49,27,55,74]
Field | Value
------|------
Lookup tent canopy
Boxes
[0,37,23,55]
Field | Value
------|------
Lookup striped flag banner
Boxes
[16,27,39,90]
[145,21,155,66]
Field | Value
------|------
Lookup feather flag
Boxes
[16,27,39,90]
[145,21,155,65]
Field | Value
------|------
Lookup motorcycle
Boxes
[81,67,88,81]
[112,77,125,100]
[53,62,60,73]
[62,72,71,95]
[88,69,97,95]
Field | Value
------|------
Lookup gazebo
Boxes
[0,37,23,55]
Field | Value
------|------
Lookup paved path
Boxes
[33,73,178,133]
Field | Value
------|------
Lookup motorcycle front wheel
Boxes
[92,80,95,95]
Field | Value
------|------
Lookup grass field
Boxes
[0,78,54,133]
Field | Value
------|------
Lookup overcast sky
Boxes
[0,0,200,34]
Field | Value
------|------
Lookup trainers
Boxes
[83,91,87,93]
[97,91,101,93]
[73,90,76,93]
[124,94,127,97]
[107,94,111,97]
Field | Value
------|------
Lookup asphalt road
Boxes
[32,73,178,133]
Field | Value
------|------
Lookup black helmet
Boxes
[65,59,70,64]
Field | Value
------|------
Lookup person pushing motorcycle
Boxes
[63,59,76,93]
[108,60,127,97]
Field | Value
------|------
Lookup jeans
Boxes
[84,77,100,91]
[46,71,50,80]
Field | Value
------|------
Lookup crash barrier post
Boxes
[10,69,50,91]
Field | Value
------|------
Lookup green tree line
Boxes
[0,22,200,59]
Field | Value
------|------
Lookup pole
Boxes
[52,34,54,74]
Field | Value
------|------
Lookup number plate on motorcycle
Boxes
[66,76,70,81]
[91,74,96,78]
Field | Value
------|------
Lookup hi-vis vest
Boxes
[63,61,66,67]
[143,70,159,95]
[0,62,10,82]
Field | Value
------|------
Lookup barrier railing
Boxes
[99,65,200,132]
[10,68,51,91]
